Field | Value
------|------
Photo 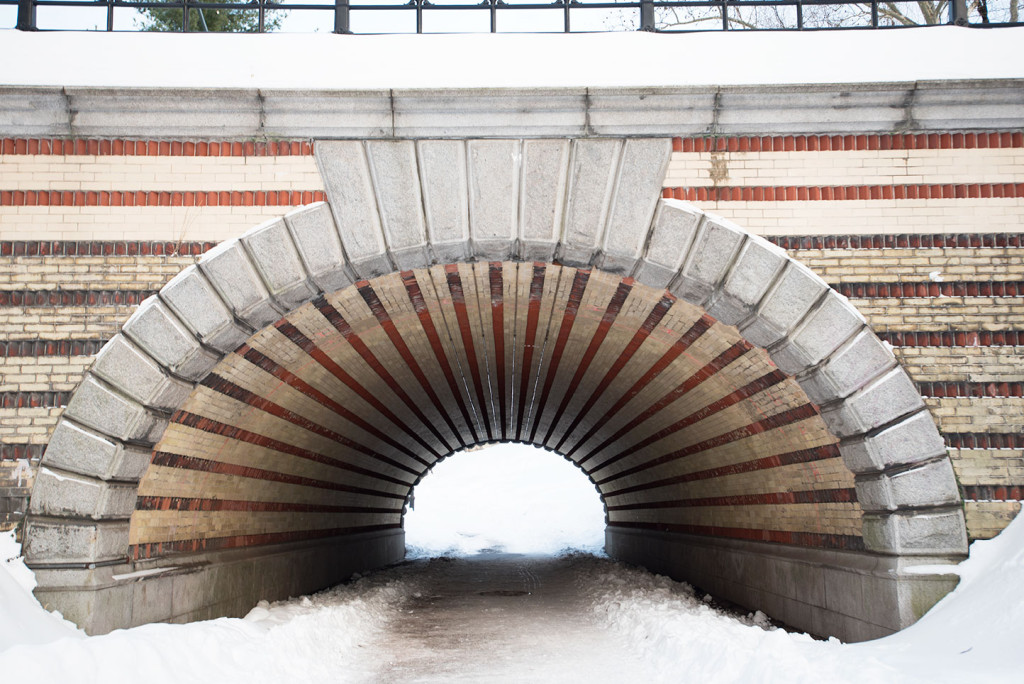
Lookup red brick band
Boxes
[236,344,430,467]
[150,450,406,501]
[515,263,548,441]
[593,369,791,474]
[130,523,401,561]
[880,330,1024,347]
[579,340,756,466]
[945,433,1024,449]
[663,183,1024,203]
[603,444,843,499]
[173,407,415,487]
[590,403,823,485]
[960,485,1024,501]
[768,234,1024,250]
[527,268,591,444]
[607,519,866,551]
[444,265,495,441]
[0,391,70,409]
[0,241,215,257]
[553,294,676,453]
[1,138,314,157]
[489,262,509,440]
[672,132,1024,153]
[400,270,481,444]
[0,444,46,461]
[357,281,468,449]
[0,339,110,357]
[918,381,1024,398]
[273,320,444,460]
[135,495,402,515]
[0,290,156,307]
[314,295,455,452]
[4,234,1022,257]
[541,278,633,446]
[0,189,326,207]
[836,281,1024,298]
[569,314,715,464]
[606,487,856,510]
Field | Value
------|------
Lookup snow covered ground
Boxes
[1,26,1023,90]
[2,444,1023,682]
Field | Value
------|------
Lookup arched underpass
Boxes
[23,138,967,643]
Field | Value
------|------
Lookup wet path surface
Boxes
[362,554,656,682]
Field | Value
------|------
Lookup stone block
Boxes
[417,140,472,264]
[739,261,828,348]
[558,138,620,267]
[839,410,948,474]
[315,140,391,278]
[598,138,672,275]
[283,203,353,295]
[23,518,130,564]
[241,218,319,312]
[771,293,865,375]
[43,420,152,481]
[62,376,167,444]
[393,88,586,138]
[33,580,135,636]
[367,140,430,270]
[260,89,392,138]
[800,329,896,405]
[856,459,962,512]
[0,87,71,136]
[468,140,519,261]
[160,265,251,354]
[587,88,717,136]
[198,240,285,330]
[519,139,569,263]
[90,335,193,411]
[122,297,220,381]
[130,575,176,628]
[67,88,260,138]
[29,467,138,520]
[706,235,787,326]
[634,199,701,290]
[670,213,745,306]
[862,510,968,556]
[820,366,925,438]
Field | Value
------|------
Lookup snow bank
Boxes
[0,530,83,650]
[846,512,1024,681]
[1,26,1022,90]
[0,547,421,683]
[573,515,1024,682]
[570,553,902,683]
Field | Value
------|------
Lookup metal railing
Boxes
[5,0,1021,33]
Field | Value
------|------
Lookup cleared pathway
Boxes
[363,553,658,682]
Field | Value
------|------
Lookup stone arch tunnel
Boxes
[23,137,968,643]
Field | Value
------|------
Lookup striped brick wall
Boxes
[2,135,1022,540]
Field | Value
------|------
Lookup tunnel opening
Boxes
[24,194,967,643]
[403,442,606,558]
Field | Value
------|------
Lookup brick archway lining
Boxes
[25,137,966,641]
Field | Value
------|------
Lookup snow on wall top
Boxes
[2,26,1023,90]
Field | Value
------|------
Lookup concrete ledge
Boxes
[31,528,406,635]
[606,526,961,643]
[3,81,1022,138]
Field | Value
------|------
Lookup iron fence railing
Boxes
[3,0,1021,33]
